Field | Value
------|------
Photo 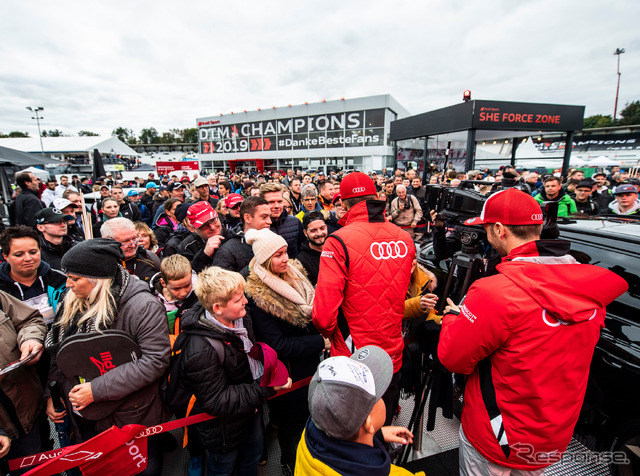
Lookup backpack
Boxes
[160,331,225,416]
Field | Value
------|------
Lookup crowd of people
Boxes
[0,162,635,475]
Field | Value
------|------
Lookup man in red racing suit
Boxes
[313,172,415,425]
[438,188,628,474]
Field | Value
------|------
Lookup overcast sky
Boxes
[1,0,638,138]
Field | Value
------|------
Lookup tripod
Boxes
[398,228,486,465]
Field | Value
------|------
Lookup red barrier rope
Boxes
[9,376,313,472]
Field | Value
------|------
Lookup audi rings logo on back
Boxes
[531,213,543,221]
[370,241,409,260]
[352,187,366,193]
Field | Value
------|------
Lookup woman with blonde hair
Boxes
[45,239,170,475]
[134,221,159,254]
[244,228,328,475]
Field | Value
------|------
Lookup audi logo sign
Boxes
[531,213,543,221]
[370,241,409,260]
[352,187,367,193]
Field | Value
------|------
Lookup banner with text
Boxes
[198,109,386,154]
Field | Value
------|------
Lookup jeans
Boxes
[207,412,263,476]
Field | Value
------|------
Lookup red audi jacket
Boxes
[438,240,628,471]
[313,200,415,373]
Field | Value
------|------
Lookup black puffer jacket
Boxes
[177,228,231,273]
[269,211,303,258]
[210,224,253,277]
[162,226,192,257]
[179,304,275,453]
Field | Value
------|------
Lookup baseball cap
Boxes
[613,184,637,195]
[146,181,158,189]
[576,180,594,190]
[193,177,208,188]
[464,188,543,226]
[36,208,73,225]
[339,172,377,200]
[188,201,218,229]
[52,198,77,211]
[174,202,192,223]
[167,182,186,192]
[225,193,244,208]
[332,193,341,205]
[128,189,139,197]
[308,345,393,440]
[100,184,110,191]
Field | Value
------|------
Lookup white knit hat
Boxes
[245,228,288,265]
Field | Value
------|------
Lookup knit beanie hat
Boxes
[245,228,288,265]
[62,238,124,279]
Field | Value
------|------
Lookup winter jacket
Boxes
[0,291,47,439]
[269,211,303,258]
[438,240,628,471]
[210,225,253,277]
[119,200,141,222]
[149,271,199,337]
[47,268,170,435]
[403,264,433,321]
[39,234,76,271]
[0,261,66,326]
[294,243,321,286]
[607,199,640,216]
[245,262,324,400]
[123,246,160,282]
[162,226,191,257]
[390,194,423,227]
[177,228,231,273]
[153,214,179,248]
[14,188,45,227]
[534,189,577,217]
[295,419,423,476]
[312,200,415,373]
[573,197,600,215]
[179,304,274,453]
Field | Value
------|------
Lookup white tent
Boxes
[17,166,49,181]
[0,136,138,157]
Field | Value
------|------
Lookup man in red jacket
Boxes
[438,188,628,475]
[313,172,415,425]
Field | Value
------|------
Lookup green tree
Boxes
[139,127,159,144]
[619,100,640,125]
[161,132,176,143]
[583,114,613,129]
[1,131,30,138]
[112,127,134,143]
[182,128,198,143]
[42,129,63,137]
[78,130,100,136]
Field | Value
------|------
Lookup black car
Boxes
[418,216,640,475]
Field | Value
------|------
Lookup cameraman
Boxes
[390,185,422,239]
[437,189,628,475]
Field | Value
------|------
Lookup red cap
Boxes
[464,188,544,226]
[339,172,377,200]
[188,201,218,228]
[225,193,244,208]
[249,342,290,387]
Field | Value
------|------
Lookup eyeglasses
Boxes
[200,218,220,230]
[121,237,140,247]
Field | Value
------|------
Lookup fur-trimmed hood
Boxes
[245,261,311,328]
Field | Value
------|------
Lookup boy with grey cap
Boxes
[295,345,423,476]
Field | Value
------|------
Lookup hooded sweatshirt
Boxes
[295,419,422,476]
[438,240,628,470]
[0,261,66,326]
[607,198,640,216]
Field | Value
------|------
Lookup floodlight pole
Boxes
[26,106,45,155]
[613,48,625,123]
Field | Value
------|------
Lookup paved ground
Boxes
[158,393,613,475]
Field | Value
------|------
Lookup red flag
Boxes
[24,424,146,476]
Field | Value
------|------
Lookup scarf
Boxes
[205,310,263,380]
[251,259,315,318]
